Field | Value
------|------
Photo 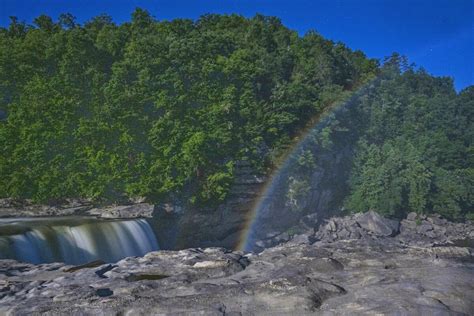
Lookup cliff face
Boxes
[151,149,354,251]
[153,104,361,251]
[1,212,472,315]
[152,161,267,250]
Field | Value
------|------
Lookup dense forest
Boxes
[0,10,472,219]
[345,58,473,220]
[0,10,377,204]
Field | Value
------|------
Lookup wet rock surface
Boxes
[1,212,473,315]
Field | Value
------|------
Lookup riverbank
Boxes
[1,212,473,314]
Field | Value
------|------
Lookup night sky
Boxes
[1,0,472,90]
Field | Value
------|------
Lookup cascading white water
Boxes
[0,217,159,265]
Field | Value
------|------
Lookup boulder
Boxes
[416,222,433,234]
[355,211,399,237]
[406,212,418,221]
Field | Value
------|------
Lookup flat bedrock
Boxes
[1,211,473,315]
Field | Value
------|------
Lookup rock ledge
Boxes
[0,198,155,219]
[0,212,473,315]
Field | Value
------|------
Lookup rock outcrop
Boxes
[86,203,154,219]
[399,212,474,246]
[314,211,400,242]
[152,161,267,250]
[313,211,473,247]
[0,198,155,219]
[0,198,93,218]
[1,212,473,315]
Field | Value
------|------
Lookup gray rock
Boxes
[398,213,472,247]
[355,211,400,236]
[406,212,418,221]
[427,215,448,226]
[327,220,337,232]
[288,232,313,245]
[0,199,156,220]
[0,198,93,218]
[0,212,472,315]
[338,228,351,239]
[87,203,154,218]
[349,230,361,239]
[416,222,433,234]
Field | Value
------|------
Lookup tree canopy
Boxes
[0,10,377,205]
[345,56,473,220]
[0,11,470,220]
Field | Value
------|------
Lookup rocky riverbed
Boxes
[1,212,473,315]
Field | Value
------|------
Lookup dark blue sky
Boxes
[1,0,472,90]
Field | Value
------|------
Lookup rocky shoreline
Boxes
[1,211,473,315]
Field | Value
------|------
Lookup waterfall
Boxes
[0,217,159,265]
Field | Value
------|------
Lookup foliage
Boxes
[2,12,468,220]
[286,176,311,212]
[345,57,473,220]
[0,11,377,205]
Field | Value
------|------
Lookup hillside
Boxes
[0,10,472,221]
[0,10,377,205]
